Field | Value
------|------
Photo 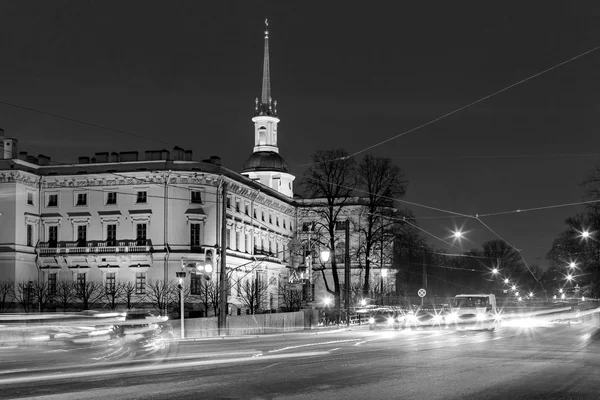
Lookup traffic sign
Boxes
[418,288,426,298]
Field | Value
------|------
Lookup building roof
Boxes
[242,151,290,174]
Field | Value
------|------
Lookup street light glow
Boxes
[320,248,331,263]
[581,230,590,239]
[529,292,534,297]
[566,274,573,281]
[568,262,576,269]
[504,278,509,284]
[559,288,563,293]
[511,285,517,291]
[452,230,463,239]
[492,268,498,274]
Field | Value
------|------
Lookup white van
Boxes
[446,294,498,329]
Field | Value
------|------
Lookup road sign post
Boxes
[418,288,426,306]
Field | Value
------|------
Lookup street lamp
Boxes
[175,271,186,339]
[504,278,510,284]
[566,274,573,282]
[511,285,517,291]
[492,268,498,275]
[568,261,576,269]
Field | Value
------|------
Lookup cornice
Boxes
[0,171,41,188]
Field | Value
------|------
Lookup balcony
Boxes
[36,239,154,255]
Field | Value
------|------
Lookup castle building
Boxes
[0,21,396,314]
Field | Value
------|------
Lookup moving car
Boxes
[368,307,403,330]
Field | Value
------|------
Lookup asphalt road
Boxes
[1,318,599,400]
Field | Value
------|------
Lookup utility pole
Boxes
[218,182,228,335]
[345,219,350,327]
[422,248,427,306]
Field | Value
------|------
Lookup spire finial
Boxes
[261,19,271,104]
[265,18,269,38]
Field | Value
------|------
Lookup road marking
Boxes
[268,339,361,353]
[0,351,333,386]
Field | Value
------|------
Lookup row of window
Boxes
[301,220,349,232]
[46,272,146,295]
[28,190,204,207]
[226,196,292,231]
[225,228,286,261]
[43,223,148,246]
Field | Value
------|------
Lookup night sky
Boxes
[1,1,600,270]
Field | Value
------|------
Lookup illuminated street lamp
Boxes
[511,285,517,291]
[581,230,591,239]
[566,274,573,282]
[561,293,566,299]
[323,297,332,307]
[360,299,367,307]
[559,288,563,294]
[568,261,576,269]
[492,268,498,275]
[452,230,464,240]
[504,278,510,284]
[529,292,534,298]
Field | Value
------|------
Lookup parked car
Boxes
[368,307,403,330]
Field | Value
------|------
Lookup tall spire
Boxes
[261,18,271,104]
[255,19,277,117]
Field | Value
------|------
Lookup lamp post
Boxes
[175,271,186,339]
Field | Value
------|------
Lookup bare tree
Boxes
[56,281,76,312]
[356,154,406,296]
[301,148,357,312]
[120,281,145,310]
[146,280,173,316]
[207,279,223,316]
[31,280,53,313]
[278,280,304,312]
[194,279,213,317]
[0,281,14,312]
[238,275,270,314]
[75,281,104,310]
[103,281,125,310]
[13,281,36,312]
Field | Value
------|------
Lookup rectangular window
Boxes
[261,211,265,222]
[226,228,231,249]
[253,208,257,219]
[191,190,202,204]
[235,199,240,212]
[135,272,146,294]
[283,219,286,229]
[27,192,33,205]
[76,273,86,292]
[190,223,201,247]
[245,233,250,252]
[26,224,33,247]
[77,225,87,247]
[106,224,117,245]
[48,226,58,247]
[276,216,279,227]
[76,193,87,206]
[136,191,147,203]
[48,274,57,296]
[226,196,231,209]
[269,214,272,224]
[236,231,241,250]
[47,194,58,207]
[245,203,250,216]
[106,192,117,205]
[190,274,202,295]
[302,222,312,232]
[136,223,147,244]
[275,242,279,258]
[105,272,116,293]
[268,240,272,254]
[336,221,347,231]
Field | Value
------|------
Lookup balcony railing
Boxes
[36,239,153,255]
